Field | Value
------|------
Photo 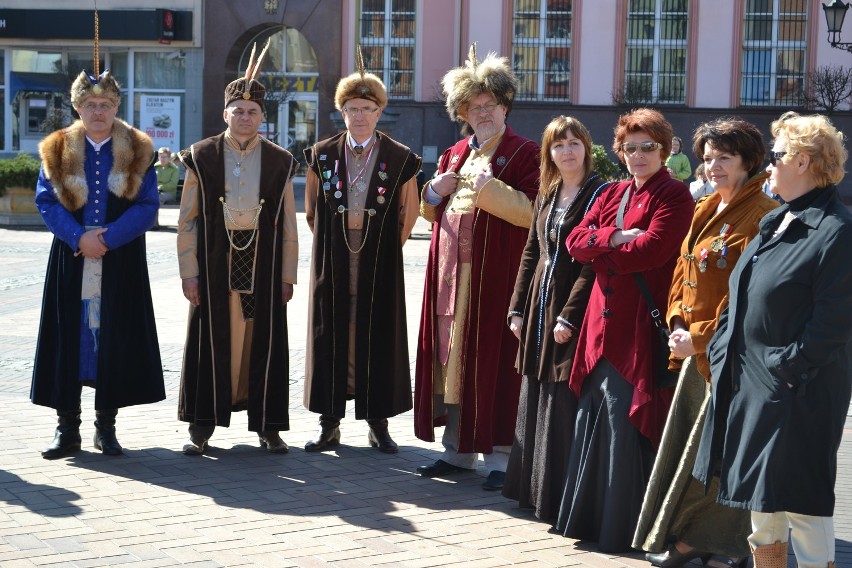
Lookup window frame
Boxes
[623,0,690,105]
[511,0,574,102]
[358,0,416,100]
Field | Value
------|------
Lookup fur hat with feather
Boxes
[442,43,518,123]
[334,46,388,110]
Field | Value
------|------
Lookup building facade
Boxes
[1,0,850,190]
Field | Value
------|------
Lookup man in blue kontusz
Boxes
[31,68,165,459]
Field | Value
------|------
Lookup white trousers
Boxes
[750,511,834,568]
[440,404,511,472]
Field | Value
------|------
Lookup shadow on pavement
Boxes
[0,469,83,517]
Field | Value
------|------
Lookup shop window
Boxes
[623,0,689,105]
[740,0,807,106]
[513,0,573,101]
[359,0,416,99]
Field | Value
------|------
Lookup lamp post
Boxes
[823,0,852,53]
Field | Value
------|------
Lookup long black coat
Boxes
[693,185,852,517]
[303,132,421,420]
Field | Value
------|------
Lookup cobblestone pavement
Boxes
[0,207,849,567]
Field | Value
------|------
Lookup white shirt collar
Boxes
[86,136,112,151]
[348,133,374,149]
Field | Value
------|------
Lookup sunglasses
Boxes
[621,141,662,156]
[768,151,788,166]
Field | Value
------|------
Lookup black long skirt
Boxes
[554,358,654,553]
[502,376,577,523]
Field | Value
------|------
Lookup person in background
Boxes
[688,163,713,201]
[155,146,180,204]
[502,116,607,522]
[302,53,421,455]
[176,41,297,456]
[413,44,539,491]
[633,118,778,568]
[32,67,165,459]
[553,108,693,552]
[694,112,852,568]
[667,136,692,183]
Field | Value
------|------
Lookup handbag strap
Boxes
[614,184,667,332]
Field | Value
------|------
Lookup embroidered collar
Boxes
[468,125,506,152]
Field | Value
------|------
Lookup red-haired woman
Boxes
[554,108,693,552]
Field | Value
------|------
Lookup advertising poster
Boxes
[140,95,181,151]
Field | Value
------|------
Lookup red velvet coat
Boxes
[414,126,540,453]
[564,167,692,448]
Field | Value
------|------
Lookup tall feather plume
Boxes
[355,44,367,80]
[93,0,100,76]
[243,42,258,81]
[466,42,478,71]
[246,38,271,81]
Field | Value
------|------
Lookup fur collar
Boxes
[38,119,154,211]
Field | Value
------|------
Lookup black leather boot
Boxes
[93,409,123,456]
[367,418,398,454]
[42,407,82,459]
[304,415,341,452]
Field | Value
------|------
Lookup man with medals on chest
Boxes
[414,45,540,491]
[32,32,165,459]
[302,49,422,454]
[176,41,298,455]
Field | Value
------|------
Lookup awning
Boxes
[9,71,69,100]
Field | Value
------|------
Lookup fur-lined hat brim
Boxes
[335,72,388,110]
[71,70,121,108]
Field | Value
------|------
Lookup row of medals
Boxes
[683,236,729,272]
[320,167,387,204]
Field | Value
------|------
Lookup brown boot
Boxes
[751,541,787,568]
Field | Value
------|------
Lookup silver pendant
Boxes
[334,190,342,199]
[233,166,241,177]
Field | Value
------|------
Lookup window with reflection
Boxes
[359,0,415,99]
[624,0,688,104]
[239,27,320,171]
[740,0,807,106]
[513,0,573,101]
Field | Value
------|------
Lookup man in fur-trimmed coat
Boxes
[32,70,165,460]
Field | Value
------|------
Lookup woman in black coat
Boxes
[503,116,607,521]
[693,111,852,568]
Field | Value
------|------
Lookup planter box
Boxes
[0,186,43,228]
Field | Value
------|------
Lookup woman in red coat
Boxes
[553,108,693,552]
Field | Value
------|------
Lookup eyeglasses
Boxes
[80,102,116,113]
[343,106,379,116]
[467,102,499,115]
[768,151,789,166]
[621,141,662,156]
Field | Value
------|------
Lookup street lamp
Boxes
[823,0,852,53]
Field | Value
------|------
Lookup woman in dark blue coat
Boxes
[693,112,852,568]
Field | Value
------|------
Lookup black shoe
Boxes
[482,470,506,491]
[416,459,468,478]
[42,408,82,460]
[646,545,711,568]
[367,419,399,454]
[259,431,289,454]
[305,426,341,452]
[93,409,123,456]
[705,555,748,568]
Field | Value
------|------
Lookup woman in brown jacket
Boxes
[633,118,779,568]
[503,116,607,521]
